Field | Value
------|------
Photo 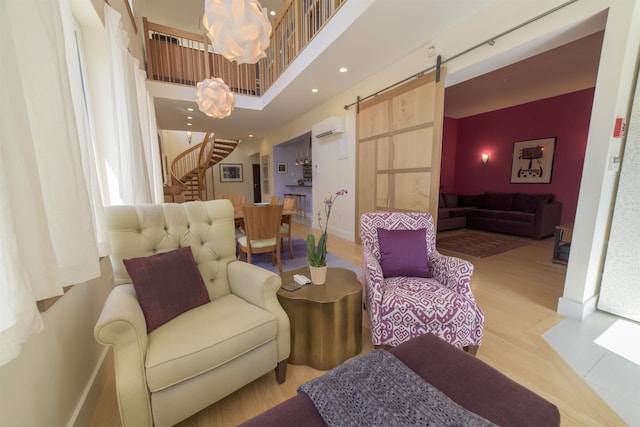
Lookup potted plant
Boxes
[306,189,347,284]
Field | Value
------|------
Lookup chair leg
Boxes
[275,358,288,384]
[288,236,294,259]
[275,247,283,275]
[463,345,479,356]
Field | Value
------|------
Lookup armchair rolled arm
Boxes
[429,251,475,299]
[227,261,290,361]
[533,201,562,240]
[362,248,385,323]
[94,284,153,427]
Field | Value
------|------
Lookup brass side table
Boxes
[278,267,362,370]
[552,224,573,265]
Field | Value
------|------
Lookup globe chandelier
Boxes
[202,0,272,65]
[196,77,236,119]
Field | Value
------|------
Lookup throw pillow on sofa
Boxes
[442,193,458,208]
[512,193,553,213]
[377,228,431,278]
[457,194,484,208]
[123,246,210,333]
[483,192,516,211]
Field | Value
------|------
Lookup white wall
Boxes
[0,258,114,427]
[559,0,640,319]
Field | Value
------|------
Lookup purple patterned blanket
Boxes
[297,350,497,427]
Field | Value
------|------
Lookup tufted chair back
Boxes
[360,212,436,263]
[105,200,236,299]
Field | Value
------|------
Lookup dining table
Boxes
[233,205,297,219]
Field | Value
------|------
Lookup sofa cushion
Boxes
[512,193,553,213]
[123,247,210,333]
[496,211,535,224]
[442,193,458,208]
[484,192,516,211]
[457,194,484,208]
[377,228,430,278]
[467,209,498,220]
[447,207,469,218]
[145,294,277,392]
[525,195,552,213]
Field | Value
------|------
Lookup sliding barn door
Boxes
[356,69,446,242]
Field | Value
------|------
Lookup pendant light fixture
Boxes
[196,77,235,119]
[303,139,311,164]
[202,0,272,64]
[294,142,301,165]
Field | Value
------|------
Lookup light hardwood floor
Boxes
[90,223,625,427]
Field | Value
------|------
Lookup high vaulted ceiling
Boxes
[145,0,605,141]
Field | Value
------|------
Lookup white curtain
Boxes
[60,0,110,256]
[104,5,163,204]
[0,0,101,365]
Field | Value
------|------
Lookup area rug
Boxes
[247,238,362,277]
[436,231,530,258]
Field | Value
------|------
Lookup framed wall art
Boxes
[510,137,556,184]
[220,163,243,182]
[276,162,287,174]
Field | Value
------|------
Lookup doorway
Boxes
[252,164,261,203]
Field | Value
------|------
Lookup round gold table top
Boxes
[278,267,361,302]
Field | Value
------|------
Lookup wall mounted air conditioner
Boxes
[312,116,345,139]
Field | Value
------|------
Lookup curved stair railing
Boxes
[170,133,240,201]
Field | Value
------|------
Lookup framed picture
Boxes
[220,163,243,182]
[510,137,556,184]
[276,162,287,174]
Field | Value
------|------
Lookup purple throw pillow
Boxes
[376,228,431,278]
[123,246,210,333]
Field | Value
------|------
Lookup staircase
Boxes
[170,133,240,201]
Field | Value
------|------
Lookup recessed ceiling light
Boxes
[270,10,275,16]
[339,67,347,73]
[248,134,254,137]
[187,116,193,120]
[311,88,318,93]
[187,123,193,126]
[187,107,194,112]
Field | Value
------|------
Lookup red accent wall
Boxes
[442,88,594,224]
[440,117,458,193]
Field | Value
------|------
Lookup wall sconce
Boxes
[186,131,192,144]
[481,153,489,164]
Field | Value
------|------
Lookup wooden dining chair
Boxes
[280,197,296,259]
[238,204,284,274]
[270,195,280,205]
[223,194,247,231]
[223,194,246,208]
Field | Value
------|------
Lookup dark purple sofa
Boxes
[239,333,560,427]
[438,192,562,239]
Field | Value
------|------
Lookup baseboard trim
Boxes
[69,347,113,427]
[557,295,598,320]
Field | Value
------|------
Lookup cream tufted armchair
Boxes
[94,200,290,427]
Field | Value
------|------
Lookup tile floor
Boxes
[543,310,640,427]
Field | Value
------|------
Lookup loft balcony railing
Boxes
[143,19,259,95]
[143,0,346,96]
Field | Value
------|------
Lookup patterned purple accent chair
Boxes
[360,212,484,354]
